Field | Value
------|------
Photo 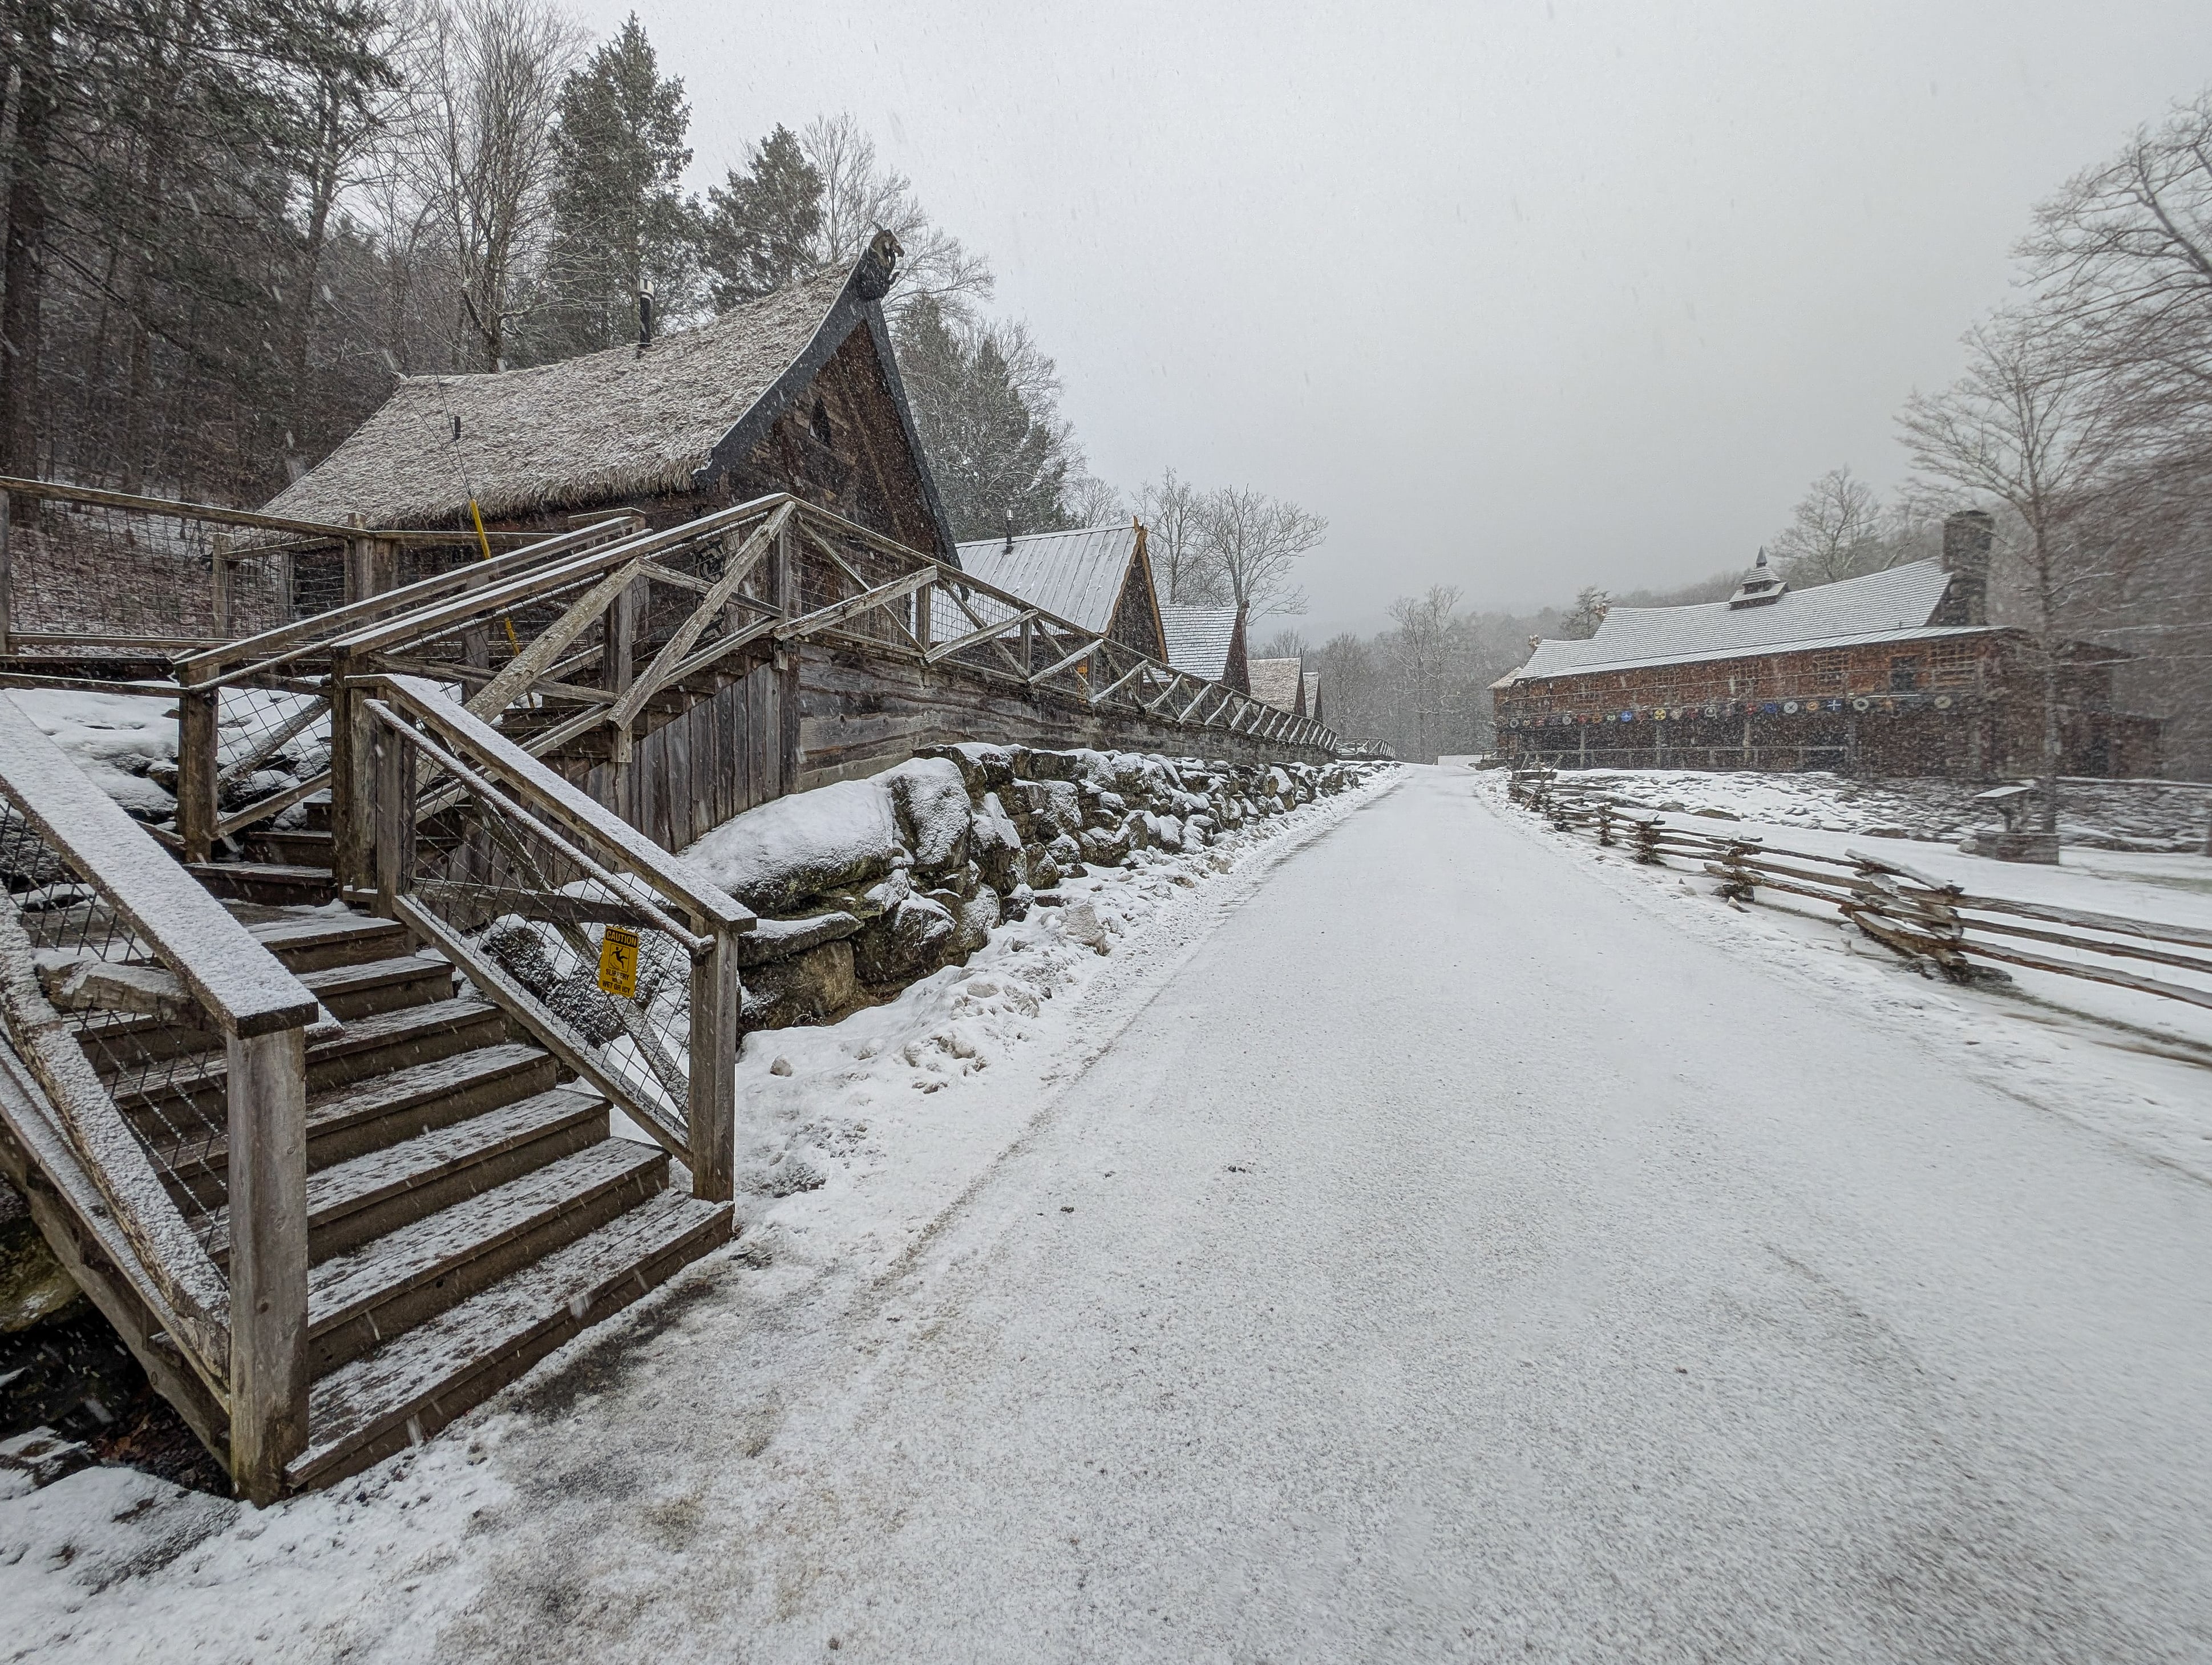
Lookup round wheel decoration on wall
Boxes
[1783,700,1798,714]
[1934,694,1953,710]
[1852,697,1871,712]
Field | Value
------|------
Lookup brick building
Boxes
[1493,513,2161,779]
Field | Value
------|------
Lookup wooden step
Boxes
[306,1139,670,1375]
[187,861,338,906]
[289,1189,731,1492]
[207,1086,609,1265]
[242,911,413,973]
[244,828,333,868]
[155,1041,561,1210]
[301,791,332,833]
[121,996,510,1132]
[84,953,458,1075]
[301,953,454,1022]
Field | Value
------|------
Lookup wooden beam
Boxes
[1030,637,1105,687]
[609,503,791,733]
[462,558,643,723]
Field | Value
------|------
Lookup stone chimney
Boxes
[1935,509,1993,626]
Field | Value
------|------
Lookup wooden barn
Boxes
[951,524,1168,661]
[1159,603,1250,695]
[265,230,959,578]
[1494,513,2162,779]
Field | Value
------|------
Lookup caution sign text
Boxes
[596,926,640,999]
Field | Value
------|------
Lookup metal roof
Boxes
[1159,604,1239,681]
[1502,623,1999,684]
[953,525,1142,636]
[1509,560,1960,683]
[1249,657,1304,714]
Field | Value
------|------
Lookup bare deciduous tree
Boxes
[1771,466,1888,584]
[2021,89,2212,452]
[410,0,579,371]
[1900,309,2121,829]
[1197,486,1326,622]
[799,114,993,322]
[1135,469,1218,603]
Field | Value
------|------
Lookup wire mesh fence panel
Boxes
[2,493,292,642]
[406,767,694,1148]
[0,807,237,1250]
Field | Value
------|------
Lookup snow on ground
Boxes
[1469,767,2212,1186]
[0,765,1401,1664]
[2,687,330,832]
[1558,765,2212,852]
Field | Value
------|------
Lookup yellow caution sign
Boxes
[596,926,640,999]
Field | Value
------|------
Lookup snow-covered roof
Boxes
[953,525,1143,637]
[1159,605,1240,682]
[1249,658,1304,714]
[1302,671,1321,718]
[1508,560,1962,683]
[262,236,958,557]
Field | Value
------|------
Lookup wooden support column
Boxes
[327,650,375,893]
[688,925,739,1202]
[0,489,12,652]
[226,1024,308,1506]
[344,513,369,605]
[604,576,641,818]
[372,720,416,920]
[211,532,233,638]
[774,521,799,794]
[177,687,220,865]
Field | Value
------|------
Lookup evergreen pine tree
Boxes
[895,296,1075,540]
[537,14,699,357]
[702,124,823,307]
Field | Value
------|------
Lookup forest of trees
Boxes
[0,0,1329,594]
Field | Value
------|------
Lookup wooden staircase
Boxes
[112,893,731,1492]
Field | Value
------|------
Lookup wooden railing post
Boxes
[177,686,220,865]
[373,720,417,920]
[328,650,376,894]
[688,925,739,1202]
[226,1023,309,1506]
[211,532,232,638]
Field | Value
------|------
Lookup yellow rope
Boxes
[469,496,520,652]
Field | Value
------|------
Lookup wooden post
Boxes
[327,650,377,893]
[343,513,369,606]
[177,687,220,865]
[1,489,14,653]
[915,581,932,655]
[211,532,232,639]
[226,1024,308,1506]
[687,925,739,1202]
[372,720,416,920]
[774,521,799,794]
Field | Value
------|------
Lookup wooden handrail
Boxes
[0,696,318,1035]
[0,473,553,546]
[174,514,644,686]
[375,675,755,935]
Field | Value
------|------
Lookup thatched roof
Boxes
[264,236,956,556]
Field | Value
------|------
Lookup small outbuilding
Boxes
[1249,657,1307,718]
[952,523,1168,659]
[1158,603,1250,695]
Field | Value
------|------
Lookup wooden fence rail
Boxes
[1505,766,2212,1016]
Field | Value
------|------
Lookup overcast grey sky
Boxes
[573,0,2212,638]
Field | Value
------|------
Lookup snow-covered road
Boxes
[13,765,2212,1662]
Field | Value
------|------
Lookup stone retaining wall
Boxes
[682,744,1386,1031]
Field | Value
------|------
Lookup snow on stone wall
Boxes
[684,744,1384,1032]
